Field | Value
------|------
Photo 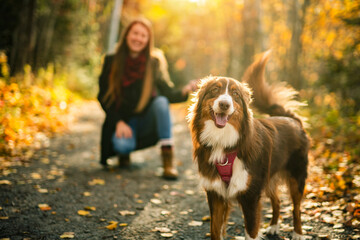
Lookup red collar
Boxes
[215,152,237,184]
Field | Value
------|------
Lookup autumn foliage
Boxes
[0,52,77,157]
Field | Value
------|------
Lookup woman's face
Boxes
[126,23,150,58]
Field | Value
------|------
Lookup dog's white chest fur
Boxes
[200,120,239,149]
[200,157,249,199]
[199,119,248,198]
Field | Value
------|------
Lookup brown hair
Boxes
[103,17,155,113]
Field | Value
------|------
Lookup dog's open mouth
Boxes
[211,111,230,128]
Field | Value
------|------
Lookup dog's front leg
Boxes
[238,193,262,240]
[206,190,229,240]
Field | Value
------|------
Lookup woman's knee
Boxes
[152,96,169,112]
[112,135,136,154]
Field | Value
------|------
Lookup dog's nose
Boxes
[219,100,230,111]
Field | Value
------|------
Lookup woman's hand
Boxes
[182,79,199,96]
[115,120,133,139]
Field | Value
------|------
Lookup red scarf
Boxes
[122,53,147,87]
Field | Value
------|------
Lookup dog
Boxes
[187,51,309,240]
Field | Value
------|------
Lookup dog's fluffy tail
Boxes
[243,50,306,125]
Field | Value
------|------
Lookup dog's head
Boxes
[188,76,253,147]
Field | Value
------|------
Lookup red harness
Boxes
[215,152,237,184]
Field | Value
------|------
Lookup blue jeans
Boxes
[112,96,172,154]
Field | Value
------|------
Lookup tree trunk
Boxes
[10,0,36,75]
[287,0,310,89]
[241,0,263,77]
[107,0,123,54]
[33,3,61,71]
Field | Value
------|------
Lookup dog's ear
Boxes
[187,76,210,123]
[240,82,253,105]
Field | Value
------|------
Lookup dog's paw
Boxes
[292,231,305,240]
[265,224,279,235]
[245,231,262,240]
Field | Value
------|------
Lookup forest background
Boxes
[1,0,360,228]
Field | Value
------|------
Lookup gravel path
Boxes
[0,101,356,240]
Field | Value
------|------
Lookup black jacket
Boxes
[97,54,188,164]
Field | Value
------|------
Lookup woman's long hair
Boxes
[103,17,155,113]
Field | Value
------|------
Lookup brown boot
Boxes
[118,154,130,168]
[161,147,178,180]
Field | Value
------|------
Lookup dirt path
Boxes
[0,101,356,239]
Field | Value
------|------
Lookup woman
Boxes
[97,18,195,180]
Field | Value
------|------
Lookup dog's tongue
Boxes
[215,113,228,128]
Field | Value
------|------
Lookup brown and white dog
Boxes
[187,51,309,240]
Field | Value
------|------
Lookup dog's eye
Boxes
[232,90,240,99]
[211,87,220,95]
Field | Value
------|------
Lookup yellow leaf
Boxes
[77,210,90,216]
[119,223,128,227]
[84,206,96,211]
[150,199,162,204]
[38,203,51,211]
[88,178,105,186]
[106,221,118,230]
[188,220,203,226]
[201,215,211,221]
[83,192,91,197]
[60,232,75,239]
[160,233,174,238]
[119,210,136,216]
[31,172,42,179]
[153,227,171,233]
[185,190,194,195]
[0,180,11,185]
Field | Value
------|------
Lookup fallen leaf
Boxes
[188,220,203,226]
[31,173,42,179]
[160,233,173,238]
[302,225,313,231]
[161,210,170,216]
[88,178,105,186]
[0,180,12,185]
[133,194,140,198]
[150,199,162,205]
[0,216,9,220]
[41,158,50,164]
[153,227,171,233]
[202,215,211,221]
[38,189,48,193]
[333,223,342,229]
[119,210,136,216]
[84,206,96,211]
[60,232,75,239]
[119,223,128,227]
[77,210,90,216]
[83,192,91,197]
[106,221,118,230]
[38,203,51,211]
[185,190,194,195]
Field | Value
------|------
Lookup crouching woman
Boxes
[97,17,195,179]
